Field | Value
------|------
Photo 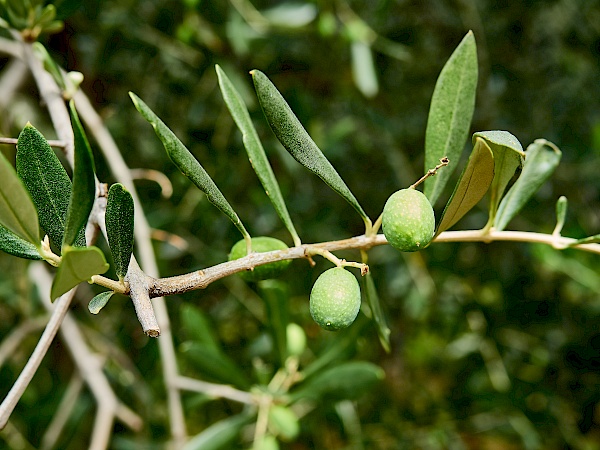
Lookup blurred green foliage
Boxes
[1,0,600,448]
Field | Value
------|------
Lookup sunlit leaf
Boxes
[362,272,390,353]
[251,69,370,226]
[130,92,250,241]
[0,145,39,244]
[473,131,525,227]
[435,137,495,235]
[424,31,478,205]
[289,361,385,402]
[51,246,109,301]
[105,183,134,280]
[16,123,84,251]
[88,291,114,314]
[216,65,300,246]
[494,139,562,231]
[62,101,96,249]
[0,223,42,260]
[181,413,254,450]
[351,40,379,98]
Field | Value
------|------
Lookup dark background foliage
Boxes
[1,0,599,448]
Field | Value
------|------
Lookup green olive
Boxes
[228,237,290,282]
[309,267,361,331]
[382,188,435,252]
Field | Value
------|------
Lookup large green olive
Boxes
[228,237,290,282]
[382,188,435,252]
[309,267,361,331]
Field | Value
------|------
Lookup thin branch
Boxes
[173,376,255,404]
[0,287,77,430]
[0,137,67,148]
[73,89,188,446]
[0,316,48,369]
[147,229,600,297]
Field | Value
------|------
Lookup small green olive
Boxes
[382,188,435,252]
[229,237,290,282]
[309,267,361,331]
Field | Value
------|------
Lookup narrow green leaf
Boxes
[473,131,525,226]
[570,234,600,246]
[181,413,254,450]
[289,361,384,402]
[494,139,562,231]
[0,147,39,244]
[362,272,390,353]
[130,92,250,241]
[258,279,290,366]
[63,101,96,249]
[216,65,301,246]
[88,291,114,314]
[179,305,222,354]
[424,31,478,205]
[553,195,568,236]
[435,137,495,235]
[16,123,84,250]
[50,246,109,301]
[351,40,379,98]
[251,69,370,225]
[180,342,251,389]
[105,183,134,281]
[0,223,42,260]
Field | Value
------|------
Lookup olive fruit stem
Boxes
[410,156,449,189]
[305,247,368,274]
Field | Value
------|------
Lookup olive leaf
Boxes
[0,223,42,260]
[50,246,109,301]
[472,131,525,227]
[424,31,478,205]
[105,183,134,281]
[216,65,301,246]
[553,195,568,237]
[289,361,385,402]
[435,137,495,236]
[362,272,391,353]
[16,123,85,251]
[251,69,371,227]
[0,145,40,245]
[351,40,379,98]
[179,304,222,354]
[494,139,562,231]
[130,92,251,242]
[181,413,254,450]
[62,101,96,249]
[88,291,115,314]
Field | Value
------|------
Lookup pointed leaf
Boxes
[216,65,301,246]
[424,31,478,204]
[0,147,39,244]
[435,137,495,235]
[130,92,250,240]
[179,304,222,354]
[553,195,567,236]
[51,246,109,301]
[362,272,390,353]
[181,413,254,450]
[62,101,96,249]
[570,234,600,246]
[105,183,134,280]
[473,131,525,225]
[289,361,384,402]
[494,139,562,231]
[0,223,42,260]
[251,69,370,224]
[88,291,115,314]
[351,40,379,98]
[16,124,84,250]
